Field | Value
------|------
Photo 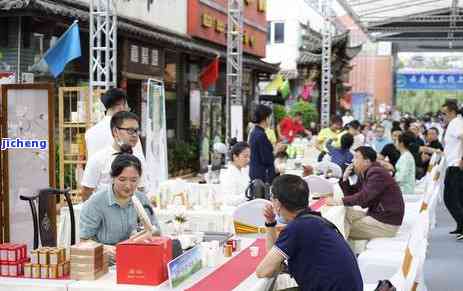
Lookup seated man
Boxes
[327,146,405,240]
[256,175,363,291]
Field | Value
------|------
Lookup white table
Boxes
[155,206,236,234]
[0,277,75,291]
[58,204,237,247]
[67,238,258,291]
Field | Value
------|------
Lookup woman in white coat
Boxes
[220,142,251,206]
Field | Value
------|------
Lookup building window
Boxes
[266,21,271,43]
[274,22,285,43]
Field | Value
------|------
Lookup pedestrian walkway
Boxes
[424,204,463,291]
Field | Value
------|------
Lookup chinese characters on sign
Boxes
[130,45,139,63]
[396,72,463,90]
[141,47,149,65]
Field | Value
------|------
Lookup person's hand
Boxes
[263,204,276,224]
[343,164,354,181]
[326,196,343,206]
[303,165,314,177]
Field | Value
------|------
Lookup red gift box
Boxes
[116,236,172,286]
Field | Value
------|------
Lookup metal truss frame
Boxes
[89,0,117,117]
[226,0,244,141]
[320,0,333,128]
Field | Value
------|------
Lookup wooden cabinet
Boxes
[58,87,92,204]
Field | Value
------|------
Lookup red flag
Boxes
[200,57,219,90]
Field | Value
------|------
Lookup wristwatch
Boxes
[265,221,277,227]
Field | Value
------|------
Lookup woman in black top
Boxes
[248,105,276,184]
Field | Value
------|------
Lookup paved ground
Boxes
[424,204,463,291]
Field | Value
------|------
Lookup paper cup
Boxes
[250,246,259,257]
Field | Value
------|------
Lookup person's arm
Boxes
[256,249,285,278]
[80,155,101,201]
[80,198,103,241]
[342,170,385,208]
[326,139,334,154]
[256,204,286,278]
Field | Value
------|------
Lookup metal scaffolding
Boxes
[226,0,244,141]
[89,0,117,120]
[320,0,333,128]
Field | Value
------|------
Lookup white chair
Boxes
[232,199,272,234]
[359,209,429,285]
[303,175,334,197]
[314,161,343,178]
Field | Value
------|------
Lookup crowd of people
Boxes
[75,88,463,290]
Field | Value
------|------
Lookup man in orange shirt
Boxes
[278,112,310,143]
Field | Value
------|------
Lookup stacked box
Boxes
[70,241,108,280]
[23,246,70,279]
[0,243,28,277]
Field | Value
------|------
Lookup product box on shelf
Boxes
[116,236,172,286]
[22,246,69,279]
[0,243,29,277]
[70,241,107,281]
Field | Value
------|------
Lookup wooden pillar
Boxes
[176,52,186,140]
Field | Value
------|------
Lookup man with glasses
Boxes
[84,88,143,159]
[80,111,148,200]
[372,124,391,153]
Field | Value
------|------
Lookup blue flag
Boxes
[43,21,81,78]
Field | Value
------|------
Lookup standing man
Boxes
[277,112,310,143]
[85,88,143,159]
[441,100,463,239]
[80,111,148,200]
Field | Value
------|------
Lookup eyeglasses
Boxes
[117,127,140,135]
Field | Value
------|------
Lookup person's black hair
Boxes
[101,88,128,110]
[294,111,303,117]
[110,111,140,134]
[331,115,342,125]
[347,120,361,130]
[251,104,272,124]
[110,145,142,177]
[340,133,354,150]
[230,142,250,161]
[391,125,402,133]
[271,174,309,212]
[354,146,377,162]
[398,131,415,150]
[442,99,459,114]
[228,137,238,147]
[428,127,439,135]
[392,121,400,129]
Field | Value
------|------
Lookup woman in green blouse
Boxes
[394,132,416,195]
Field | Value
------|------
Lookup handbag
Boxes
[374,280,396,291]
[245,179,270,200]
